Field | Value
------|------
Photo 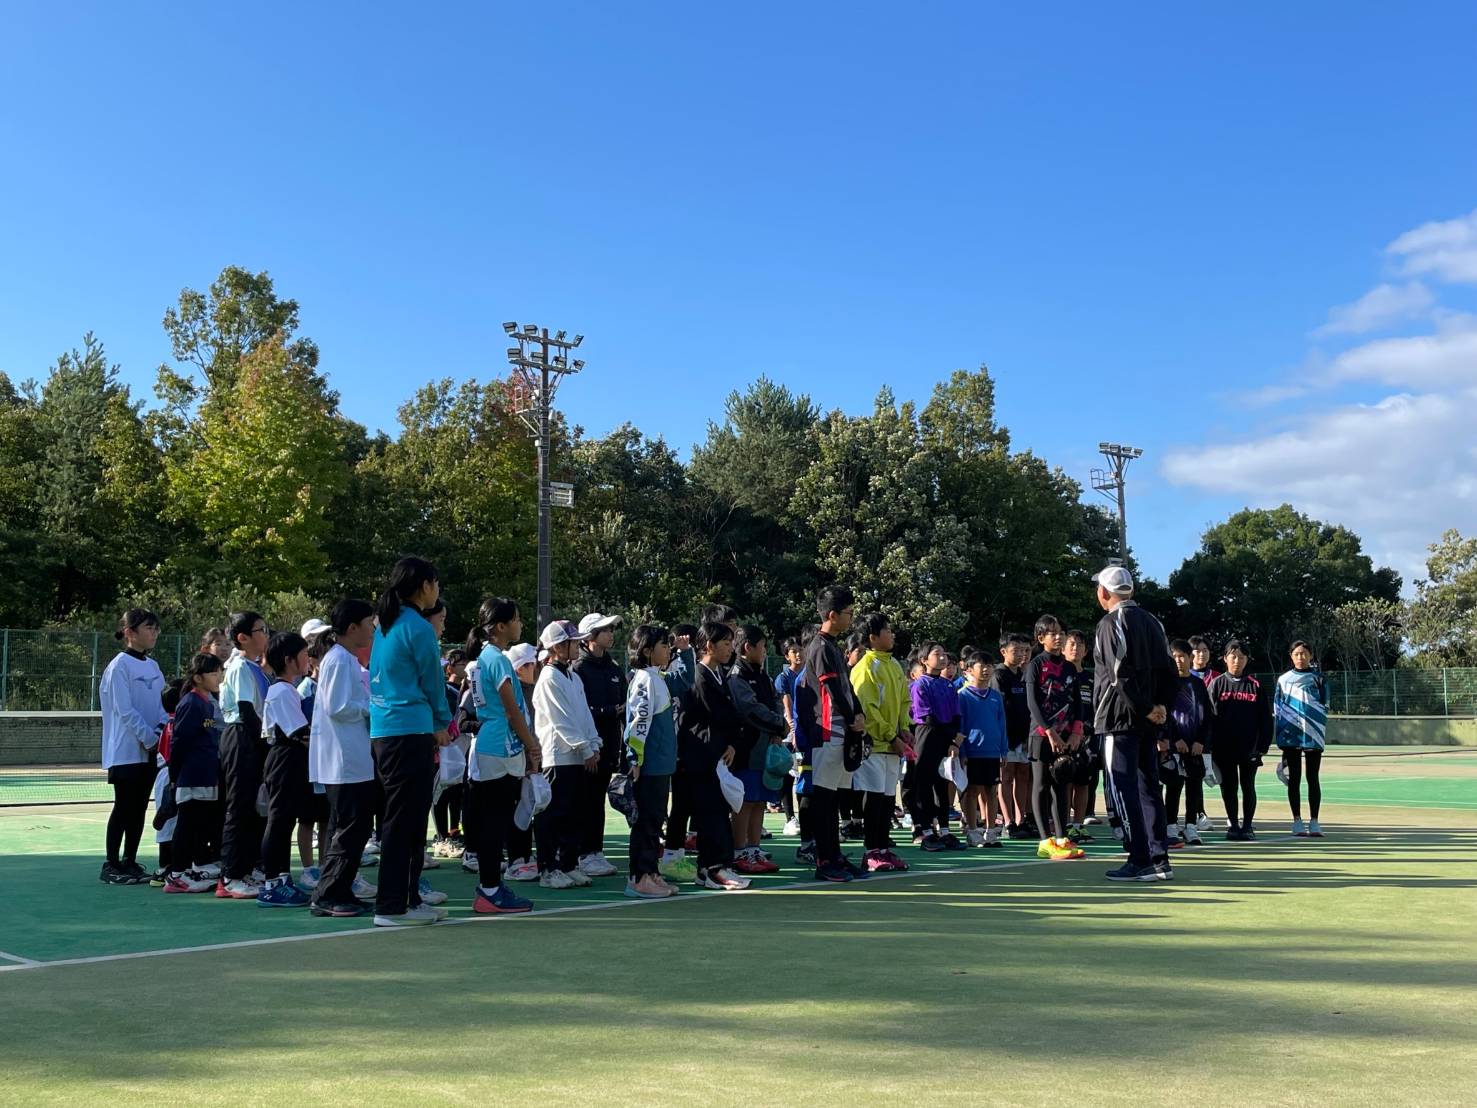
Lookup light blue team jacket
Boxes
[369,607,451,739]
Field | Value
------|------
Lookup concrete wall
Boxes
[1329,715,1477,747]
[0,712,102,766]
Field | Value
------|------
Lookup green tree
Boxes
[556,424,709,624]
[29,335,166,619]
[792,389,971,643]
[1406,530,1477,666]
[922,367,1122,641]
[164,336,350,593]
[356,378,539,639]
[1168,504,1402,667]
[0,372,49,624]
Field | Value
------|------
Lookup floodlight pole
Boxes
[1091,442,1144,561]
[504,323,585,630]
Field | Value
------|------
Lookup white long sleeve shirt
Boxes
[532,662,601,768]
[309,644,374,785]
[99,650,168,769]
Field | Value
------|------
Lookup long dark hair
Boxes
[377,557,438,631]
[115,608,159,644]
[468,596,519,654]
[628,624,670,671]
[324,598,374,651]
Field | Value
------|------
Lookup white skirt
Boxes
[851,752,901,795]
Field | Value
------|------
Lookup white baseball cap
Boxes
[539,620,588,648]
[578,612,622,637]
[506,642,537,670]
[300,618,331,639]
[1092,565,1135,597]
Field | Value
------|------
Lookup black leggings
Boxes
[1029,735,1071,839]
[664,765,693,850]
[470,773,521,890]
[863,790,893,851]
[1282,749,1322,821]
[433,783,464,838]
[1216,759,1259,830]
[106,764,153,865]
[1163,756,1205,826]
[912,723,956,834]
[172,798,217,873]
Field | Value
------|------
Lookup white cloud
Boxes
[1311,282,1433,337]
[1162,389,1477,589]
[1325,323,1477,388]
[1387,208,1477,283]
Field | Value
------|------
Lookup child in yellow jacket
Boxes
[849,613,913,873]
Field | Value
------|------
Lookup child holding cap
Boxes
[531,619,603,889]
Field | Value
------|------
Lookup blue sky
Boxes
[2,3,1474,589]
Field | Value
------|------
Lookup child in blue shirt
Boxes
[957,649,1007,847]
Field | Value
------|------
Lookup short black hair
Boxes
[1188,635,1212,652]
[696,621,735,653]
[1000,632,1032,648]
[963,648,998,670]
[1224,639,1248,656]
[672,622,699,641]
[1033,614,1062,640]
[443,648,467,667]
[265,631,308,675]
[781,637,801,655]
[701,603,739,625]
[735,624,768,653]
[1169,639,1193,655]
[628,624,670,670]
[815,585,854,619]
[228,611,265,647]
[1289,640,1312,654]
[1065,628,1089,647]
[859,612,891,642]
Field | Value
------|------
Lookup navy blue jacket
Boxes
[169,689,222,789]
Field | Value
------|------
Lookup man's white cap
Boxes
[1092,565,1135,597]
[506,642,537,670]
[300,618,331,639]
[578,612,622,637]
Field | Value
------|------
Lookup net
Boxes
[0,764,111,806]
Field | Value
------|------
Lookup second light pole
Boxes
[504,322,585,629]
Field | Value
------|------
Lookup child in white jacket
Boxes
[531,621,602,889]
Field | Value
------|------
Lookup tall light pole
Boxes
[504,322,585,629]
[1091,442,1143,561]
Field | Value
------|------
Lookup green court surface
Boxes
[1,748,1474,1107]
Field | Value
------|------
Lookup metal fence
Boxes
[0,629,1474,717]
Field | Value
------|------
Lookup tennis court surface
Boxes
[2,746,1474,1107]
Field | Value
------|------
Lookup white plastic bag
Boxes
[434,743,467,802]
[514,772,552,831]
[939,753,968,793]
[716,761,744,814]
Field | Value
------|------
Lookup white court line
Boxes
[0,835,1301,975]
[0,949,40,966]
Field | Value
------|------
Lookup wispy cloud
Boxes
[1311,281,1433,337]
[1387,207,1477,283]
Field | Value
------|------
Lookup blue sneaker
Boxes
[257,878,311,907]
[417,877,449,906]
[1105,862,1152,882]
[475,885,533,914]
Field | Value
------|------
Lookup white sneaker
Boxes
[578,852,619,877]
[461,850,480,874]
[698,867,751,891]
[222,878,260,899]
[1183,825,1203,845]
[297,866,321,891]
[564,868,593,887]
[352,874,378,899]
[197,861,222,879]
[539,869,575,890]
[363,836,381,857]
[359,850,379,868]
[250,868,266,884]
[782,818,801,837]
[417,878,448,906]
[373,907,438,927]
[1195,813,1215,831]
[421,853,441,870]
[507,858,539,882]
[424,905,450,922]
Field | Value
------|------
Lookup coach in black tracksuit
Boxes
[1091,565,1177,880]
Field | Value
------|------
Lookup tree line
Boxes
[0,265,1470,669]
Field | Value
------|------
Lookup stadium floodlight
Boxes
[496,320,587,629]
[1093,442,1144,559]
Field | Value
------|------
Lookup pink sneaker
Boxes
[506,860,539,882]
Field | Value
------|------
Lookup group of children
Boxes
[96,573,1332,921]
